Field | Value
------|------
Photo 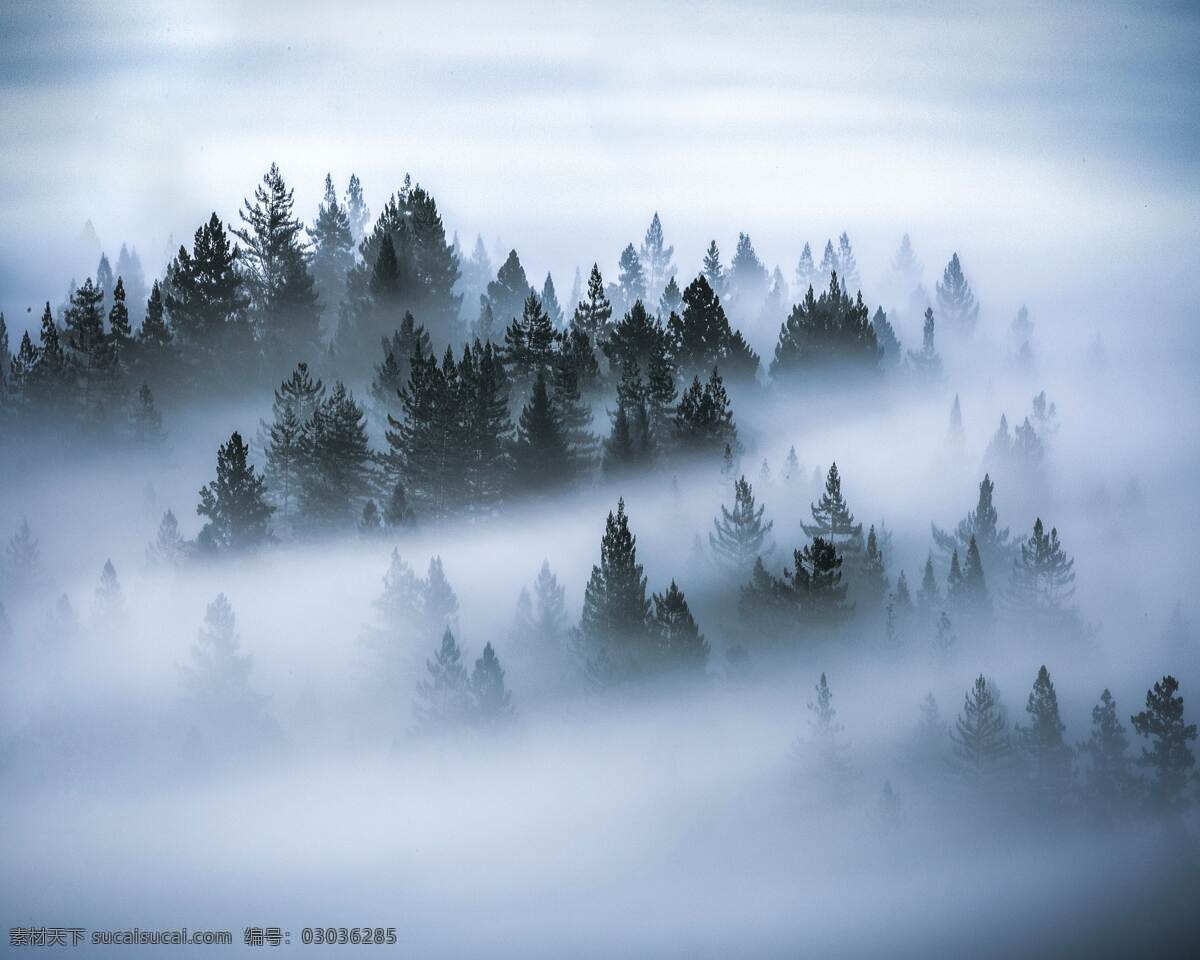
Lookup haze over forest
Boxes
[1,1,1199,957]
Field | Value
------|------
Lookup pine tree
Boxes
[603,361,652,474]
[115,244,148,328]
[791,537,854,626]
[552,329,599,476]
[795,242,817,291]
[667,274,759,382]
[818,239,839,282]
[674,367,737,455]
[128,382,166,446]
[858,524,888,612]
[138,280,171,350]
[487,249,533,330]
[383,481,415,529]
[1017,665,1072,805]
[771,273,879,378]
[960,535,990,618]
[639,213,676,306]
[459,340,514,515]
[513,371,571,491]
[894,570,914,617]
[652,581,709,674]
[413,628,471,734]
[373,548,425,630]
[63,276,115,407]
[932,474,1013,579]
[892,234,922,281]
[108,275,133,357]
[917,553,940,622]
[511,560,570,663]
[802,463,864,564]
[93,559,124,625]
[298,382,374,529]
[471,642,515,730]
[906,307,943,382]
[504,291,556,397]
[727,232,769,320]
[146,509,187,569]
[166,212,250,365]
[4,518,42,594]
[1131,675,1197,810]
[952,675,1011,780]
[196,431,274,551]
[571,264,614,354]
[946,394,965,455]
[182,594,268,735]
[358,499,383,535]
[27,303,69,408]
[344,173,370,244]
[935,252,979,335]
[1080,689,1136,818]
[658,276,682,321]
[700,240,726,298]
[931,610,955,663]
[423,556,459,637]
[613,243,647,317]
[541,272,564,328]
[798,672,852,780]
[709,475,774,574]
[836,232,861,294]
[370,311,432,426]
[578,499,653,685]
[263,362,325,517]
[872,307,901,367]
[309,172,355,326]
[1006,518,1078,635]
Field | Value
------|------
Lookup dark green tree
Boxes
[701,239,726,298]
[486,249,533,330]
[771,273,879,378]
[1006,518,1079,635]
[907,307,943,382]
[471,642,515,730]
[951,675,1011,782]
[935,252,979,335]
[1131,675,1197,811]
[298,382,374,529]
[413,628,471,734]
[674,367,737,455]
[652,580,709,674]
[1079,688,1136,818]
[571,264,614,356]
[1017,665,1072,806]
[709,474,774,575]
[196,431,274,551]
[513,371,571,491]
[802,462,864,565]
[932,474,1013,577]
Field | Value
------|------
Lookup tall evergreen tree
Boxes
[603,361,653,474]
[183,593,267,731]
[541,272,564,328]
[578,499,653,685]
[146,509,187,569]
[674,367,737,455]
[166,213,251,367]
[791,537,854,626]
[858,525,888,613]
[892,233,922,281]
[907,307,943,382]
[298,382,374,529]
[727,232,769,320]
[108,275,133,357]
[795,242,817,292]
[1006,518,1078,636]
[571,264,614,356]
[309,172,356,328]
[1079,688,1136,819]
[138,280,172,351]
[1017,665,1072,806]
[263,362,325,517]
[344,173,370,244]
[471,642,515,730]
[513,371,571,492]
[551,329,598,476]
[932,474,1013,579]
[701,240,726,298]
[709,475,775,575]
[612,243,647,317]
[668,274,759,382]
[459,339,514,515]
[771,273,879,378]
[639,213,676,306]
[836,232,861,293]
[658,275,682,321]
[802,463,864,564]
[871,306,901,367]
[652,580,709,674]
[1130,675,1197,810]
[128,382,166,446]
[510,560,570,664]
[196,431,274,551]
[413,628,471,734]
[486,249,533,330]
[936,252,980,335]
[952,675,1011,781]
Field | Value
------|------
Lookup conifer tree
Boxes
[471,642,515,730]
[263,362,325,517]
[166,213,250,364]
[936,252,979,334]
[63,276,116,406]
[571,264,614,353]
[795,242,817,291]
[658,276,682,321]
[373,548,425,630]
[128,382,166,446]
[932,474,1013,578]
[196,431,274,551]
[858,524,888,612]
[906,307,943,382]
[344,173,370,244]
[510,560,570,663]
[1131,675,1197,810]
[771,273,879,378]
[383,481,415,529]
[613,244,647,316]
[541,272,564,328]
[639,212,676,306]
[667,274,759,382]
[818,239,839,282]
[4,518,42,595]
[423,556,460,637]
[413,628,471,734]
[709,475,774,575]
[298,382,374,529]
[513,371,571,492]
[872,307,901,367]
[1017,665,1072,805]
[917,553,940,622]
[370,312,432,426]
[552,329,598,475]
[358,499,383,535]
[486,249,533,329]
[688,242,720,302]
[108,275,133,356]
[960,535,990,618]
[603,361,652,474]
[1080,688,1136,818]
[727,232,769,319]
[308,172,355,324]
[27,304,69,408]
[578,499,653,684]
[931,610,955,663]
[652,580,709,674]
[791,537,854,626]
[802,463,864,564]
[946,394,965,455]
[138,280,171,351]
[1006,518,1078,635]
[146,509,187,569]
[93,559,124,625]
[504,291,556,396]
[952,675,1011,781]
[798,672,852,780]
[892,234,922,281]
[836,233,861,294]
[601,299,664,380]
[183,594,266,728]
[674,367,737,455]
[459,340,513,514]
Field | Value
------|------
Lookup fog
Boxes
[3,1,1200,957]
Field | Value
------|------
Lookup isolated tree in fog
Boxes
[935,252,979,335]
[423,557,460,637]
[701,240,726,298]
[128,382,166,446]
[471,643,516,730]
[818,239,839,283]
[906,307,942,383]
[1131,675,1197,810]
[196,431,274,551]
[639,213,676,306]
[183,594,266,726]
[1006,518,1078,634]
[803,463,864,565]
[374,548,425,631]
[892,233,922,282]
[1079,688,1136,819]
[858,525,888,613]
[932,474,1012,577]
[836,233,861,294]
[800,672,852,780]
[795,242,817,291]
[651,580,709,673]
[1017,665,1072,806]
[710,474,775,575]
[511,560,570,661]
[951,675,1011,780]
[414,628,472,734]
[871,307,901,368]
[486,249,533,329]
[146,509,187,569]
[579,499,653,684]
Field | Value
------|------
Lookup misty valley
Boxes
[0,166,1197,958]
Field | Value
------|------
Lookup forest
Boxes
[1,161,1197,955]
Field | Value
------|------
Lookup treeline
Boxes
[0,164,989,449]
